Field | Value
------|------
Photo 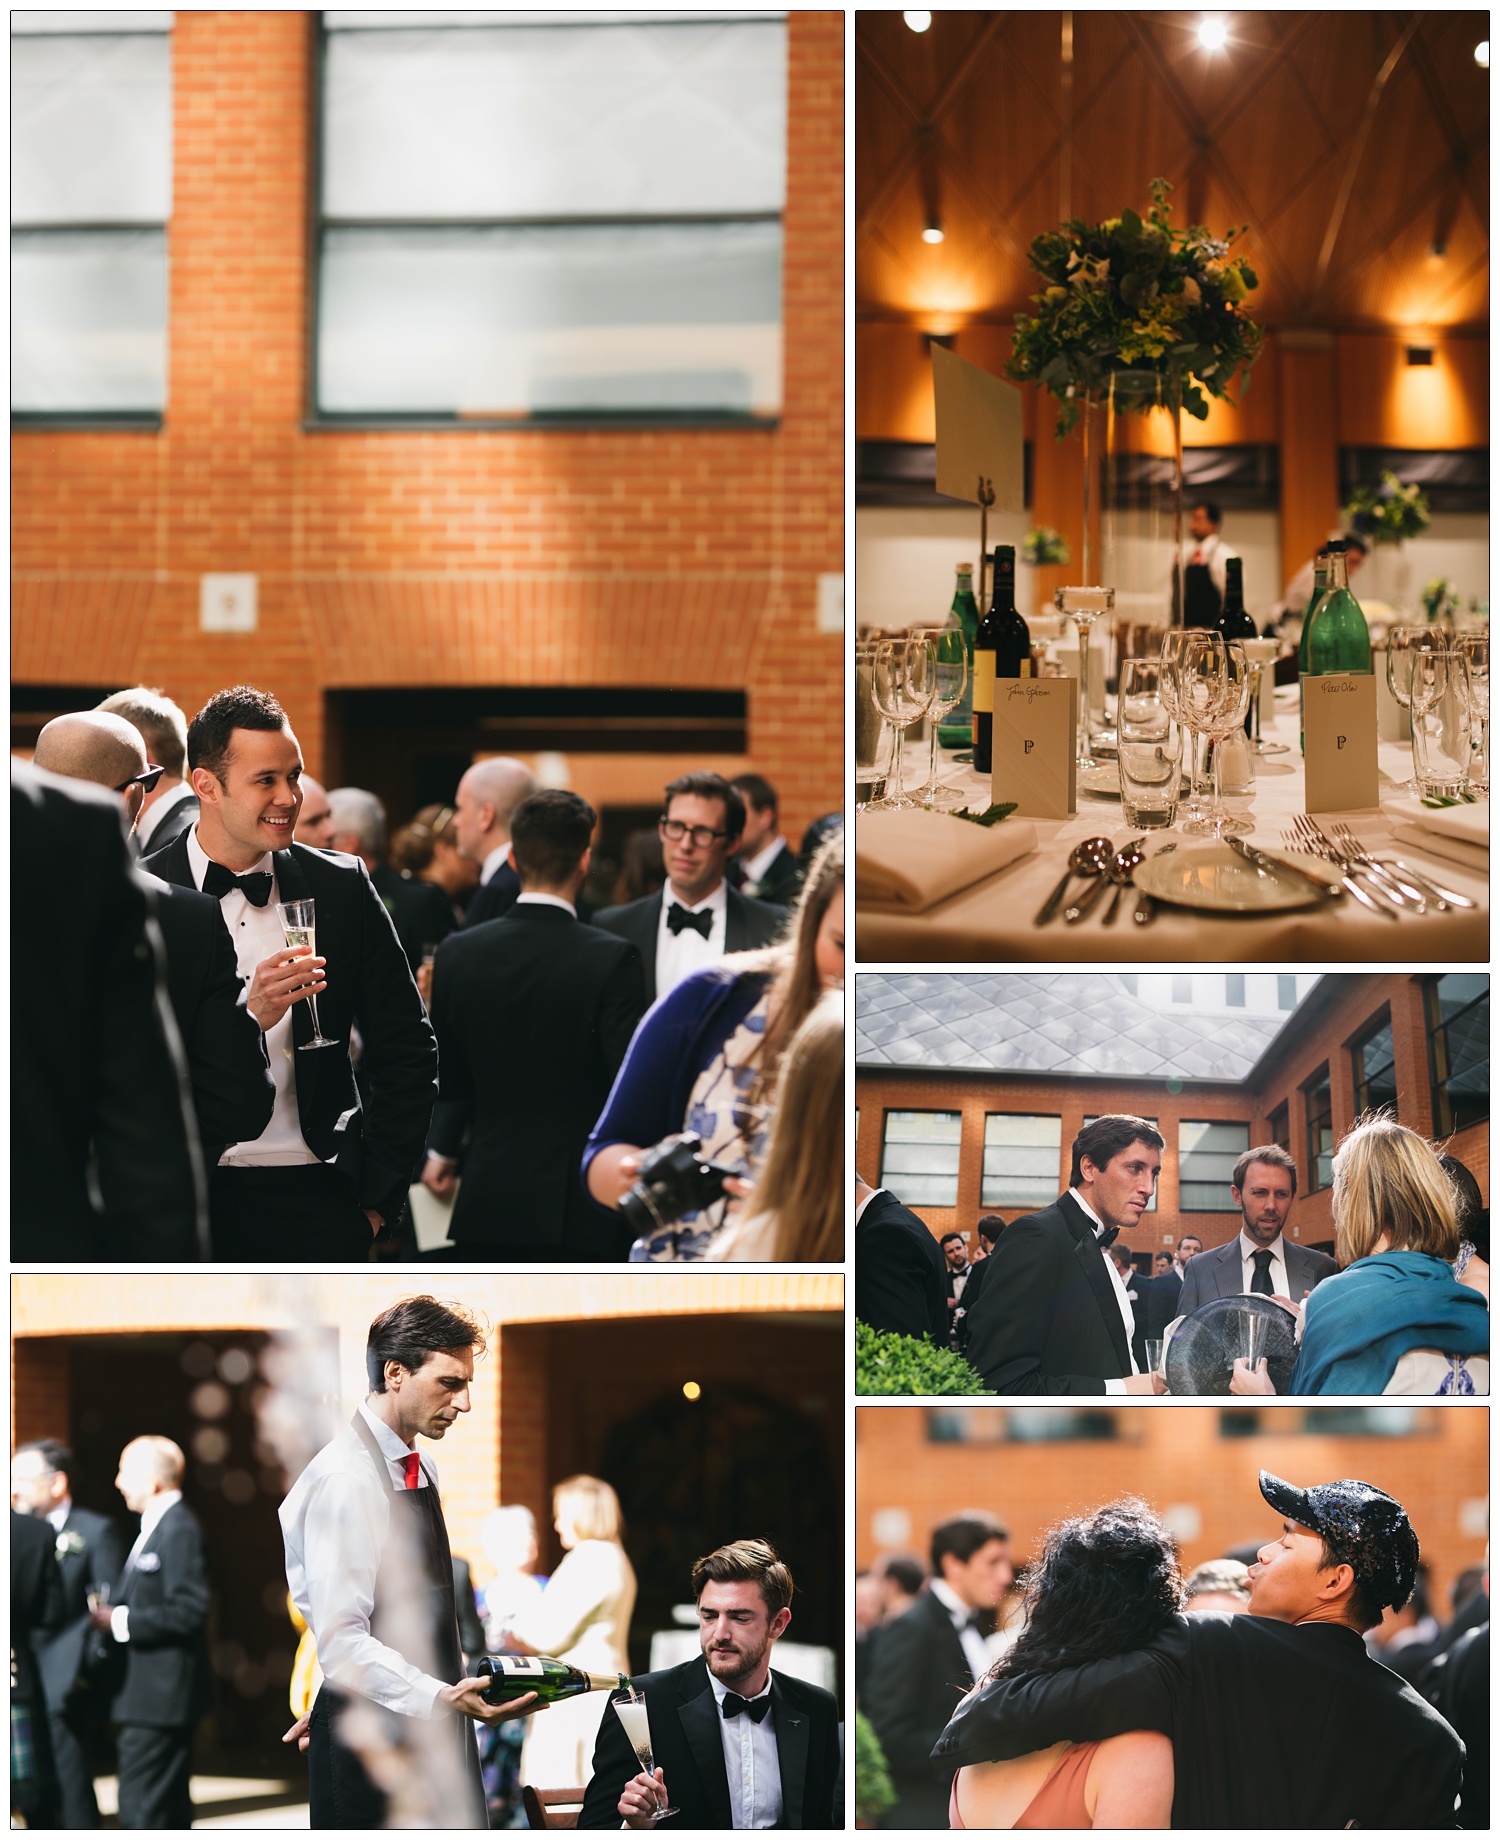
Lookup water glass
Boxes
[855,642,894,802]
[1410,644,1472,798]
[1117,658,1182,829]
[1144,1339,1166,1379]
[1229,1306,1268,1373]
[1457,632,1489,794]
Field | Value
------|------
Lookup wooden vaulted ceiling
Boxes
[858,10,1489,335]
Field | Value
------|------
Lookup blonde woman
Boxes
[708,992,844,1262]
[510,1477,636,1789]
[1230,1117,1489,1396]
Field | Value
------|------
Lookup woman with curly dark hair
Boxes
[949,1500,1179,1829]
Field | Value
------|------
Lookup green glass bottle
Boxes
[1296,549,1329,755]
[936,561,979,749]
[478,1656,630,1708]
[1300,540,1371,754]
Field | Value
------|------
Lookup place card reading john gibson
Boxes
[992,677,1078,820]
[1301,673,1379,813]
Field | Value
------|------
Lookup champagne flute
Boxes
[1159,627,1219,825]
[1457,631,1489,795]
[912,626,968,810]
[613,1688,679,1821]
[867,635,937,811]
[1385,626,1440,795]
[1181,636,1252,838]
[275,898,337,1049]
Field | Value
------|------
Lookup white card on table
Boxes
[1301,673,1379,812]
[991,677,1078,819]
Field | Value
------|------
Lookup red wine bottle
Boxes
[972,546,1029,774]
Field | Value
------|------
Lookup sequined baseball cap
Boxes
[1258,1470,1419,1612]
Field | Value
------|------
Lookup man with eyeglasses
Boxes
[594,771,788,1004]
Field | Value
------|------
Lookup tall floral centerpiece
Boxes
[1345,472,1431,616]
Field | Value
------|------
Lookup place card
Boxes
[991,677,1077,819]
[1301,673,1379,812]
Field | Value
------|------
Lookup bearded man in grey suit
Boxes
[1178,1144,1338,1313]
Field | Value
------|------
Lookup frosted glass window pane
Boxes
[12,230,167,411]
[885,1112,962,1143]
[321,20,786,218]
[12,33,172,224]
[984,1114,1061,1146]
[318,223,779,415]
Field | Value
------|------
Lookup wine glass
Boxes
[1242,636,1287,755]
[1391,629,1469,799]
[275,899,338,1049]
[866,635,937,811]
[1159,627,1219,825]
[1457,631,1489,795]
[1180,636,1253,838]
[613,1688,679,1821]
[1386,626,1442,795]
[911,626,968,810]
[855,640,895,802]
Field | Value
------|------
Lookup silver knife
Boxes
[1227,834,1344,897]
[1132,843,1176,926]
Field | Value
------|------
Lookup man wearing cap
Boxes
[932,1470,1466,1828]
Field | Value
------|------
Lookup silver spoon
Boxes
[1065,838,1133,923]
[1099,838,1148,926]
[1033,836,1113,927]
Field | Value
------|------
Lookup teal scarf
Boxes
[1290,1251,1489,1395]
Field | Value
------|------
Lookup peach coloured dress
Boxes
[950,1741,1102,1829]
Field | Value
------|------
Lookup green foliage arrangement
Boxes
[855,1319,988,1396]
[854,1711,898,1827]
[1008,178,1263,436]
[1420,576,1460,623]
[1344,472,1431,547]
[1022,526,1072,566]
[954,801,1019,828]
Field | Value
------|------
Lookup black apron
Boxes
[307,1414,486,1829]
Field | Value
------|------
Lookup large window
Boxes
[1267,1099,1290,1156]
[1350,1009,1398,1119]
[1277,975,1298,1010]
[1426,974,1488,1136]
[1082,1114,1158,1211]
[315,11,787,422]
[928,1407,1122,1443]
[1303,1065,1333,1191]
[12,12,173,419]
[880,1112,961,1207]
[981,1114,1062,1210]
[1179,1120,1250,1210]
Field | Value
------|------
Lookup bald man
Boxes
[452,756,537,928]
[33,712,275,1161]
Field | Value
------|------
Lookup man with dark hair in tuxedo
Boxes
[452,755,537,929]
[864,1512,1012,1829]
[964,1114,1167,1395]
[326,785,456,976]
[728,773,804,905]
[579,1538,840,1829]
[142,685,438,1260]
[97,685,199,853]
[11,1504,65,1827]
[854,1174,949,1345]
[594,771,786,1007]
[12,1439,127,1828]
[421,789,646,1259]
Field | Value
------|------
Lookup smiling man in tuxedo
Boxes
[141,685,437,1261]
[579,1540,840,1830]
[1178,1144,1339,1313]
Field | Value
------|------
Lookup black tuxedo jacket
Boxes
[140,870,275,1161]
[855,1191,949,1344]
[11,1509,66,1710]
[108,1499,212,1730]
[461,859,521,929]
[739,839,804,905]
[578,1655,841,1829]
[427,904,646,1254]
[145,788,199,853]
[964,1191,1132,1393]
[592,887,788,1006]
[33,1504,127,1712]
[371,862,456,973]
[933,1611,1465,1831]
[864,1588,974,1828]
[1130,1271,1183,1371]
[954,1252,996,1352]
[142,833,438,1226]
[13,764,204,1260]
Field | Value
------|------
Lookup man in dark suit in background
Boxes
[728,773,804,905]
[12,1505,65,1828]
[12,1440,127,1829]
[421,791,646,1259]
[579,1540,840,1829]
[864,1512,1012,1829]
[452,755,537,929]
[89,1438,212,1831]
[854,1175,949,1345]
[1178,1144,1340,1314]
[594,773,787,1007]
[964,1114,1166,1395]
[98,686,200,855]
[326,785,456,975]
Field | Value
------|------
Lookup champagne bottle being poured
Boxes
[477,1655,630,1707]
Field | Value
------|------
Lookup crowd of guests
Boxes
[856,1111,1488,1395]
[857,1484,1488,1829]
[14,682,843,1265]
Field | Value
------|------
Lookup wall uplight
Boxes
[904,10,933,31]
[921,223,945,244]
[1198,15,1228,50]
[1475,40,1489,67]
[1405,345,1435,366]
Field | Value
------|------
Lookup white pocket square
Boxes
[133,1551,162,1573]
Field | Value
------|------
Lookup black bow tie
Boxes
[202,862,275,907]
[1095,1223,1120,1249]
[721,1692,770,1723]
[667,902,713,939]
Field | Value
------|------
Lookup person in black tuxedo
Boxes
[863,1512,1012,1829]
[578,1539,840,1829]
[12,1439,128,1829]
[33,711,277,1164]
[12,761,206,1261]
[854,1176,948,1344]
[97,686,199,856]
[452,755,537,929]
[934,1470,1466,1831]
[728,773,804,905]
[89,1438,212,1832]
[593,772,787,1007]
[326,785,456,975]
[11,1506,65,1828]
[964,1114,1168,1395]
[953,1217,1005,1354]
[142,686,438,1261]
[421,790,646,1259]
[1422,1598,1488,1829]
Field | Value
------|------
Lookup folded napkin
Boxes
[1388,822,1488,878]
[1385,796,1489,850]
[856,807,1038,913]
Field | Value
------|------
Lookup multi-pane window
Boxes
[1082,1114,1158,1211]
[1226,973,1245,1007]
[928,1408,1121,1443]
[1350,1010,1398,1119]
[880,1112,961,1207]
[1268,1100,1290,1157]
[1426,974,1488,1136]
[1172,975,1192,1003]
[12,11,173,417]
[1178,1120,1249,1210]
[1304,1064,1334,1191]
[315,11,787,422]
[1277,975,1298,1010]
[981,1114,1062,1210]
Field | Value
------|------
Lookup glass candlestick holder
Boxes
[1055,585,1115,771]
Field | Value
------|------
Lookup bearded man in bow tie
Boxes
[964,1114,1167,1395]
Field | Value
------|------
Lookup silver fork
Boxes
[1283,820,1399,918]
[1329,825,1432,912]
[1332,824,1474,911]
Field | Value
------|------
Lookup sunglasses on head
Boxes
[115,764,165,795]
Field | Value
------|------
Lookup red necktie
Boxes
[402,1454,421,1490]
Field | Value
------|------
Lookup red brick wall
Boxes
[11,11,844,841]
[11,1337,71,1450]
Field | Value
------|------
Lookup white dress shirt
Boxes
[930,1578,992,1684]
[186,826,318,1166]
[740,836,788,893]
[1068,1188,1139,1393]
[708,1666,782,1830]
[1187,529,1239,597]
[111,1489,183,1643]
[854,1186,885,1225]
[46,1498,74,1534]
[279,1404,447,1720]
[655,879,728,999]
[481,842,512,885]
[135,780,196,848]
[514,892,576,918]
[1239,1230,1290,1298]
